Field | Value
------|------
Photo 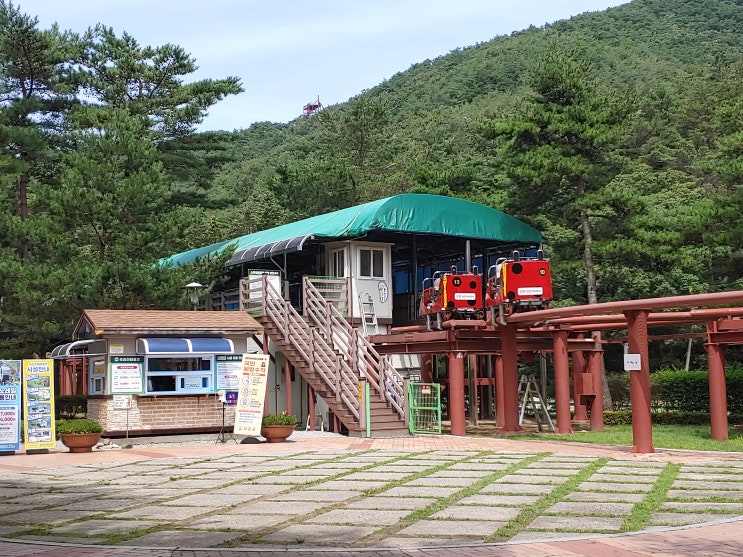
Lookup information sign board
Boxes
[22,359,56,451]
[233,353,269,436]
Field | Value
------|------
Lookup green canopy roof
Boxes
[161,194,542,268]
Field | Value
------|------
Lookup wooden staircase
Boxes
[242,275,409,437]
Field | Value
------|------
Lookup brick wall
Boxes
[88,395,237,435]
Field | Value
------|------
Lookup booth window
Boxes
[360,248,384,278]
[145,356,213,395]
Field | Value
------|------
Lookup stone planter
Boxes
[260,425,295,443]
[60,433,102,453]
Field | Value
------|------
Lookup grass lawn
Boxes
[510,424,743,452]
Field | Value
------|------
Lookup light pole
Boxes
[185,282,203,311]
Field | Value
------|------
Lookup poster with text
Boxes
[233,353,269,436]
[110,356,144,393]
[0,360,22,452]
[22,359,56,451]
[216,355,242,390]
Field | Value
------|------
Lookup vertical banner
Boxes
[22,359,56,451]
[0,360,22,453]
[233,353,270,436]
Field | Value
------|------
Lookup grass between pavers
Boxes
[361,452,551,544]
[483,457,610,542]
[510,424,743,452]
[621,463,680,532]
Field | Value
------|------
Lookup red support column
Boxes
[495,355,505,428]
[501,325,521,432]
[587,350,604,431]
[572,347,588,422]
[552,329,572,434]
[447,352,467,436]
[705,337,729,441]
[307,384,316,431]
[625,310,654,453]
[284,361,292,414]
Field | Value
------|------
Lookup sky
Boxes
[29,0,629,132]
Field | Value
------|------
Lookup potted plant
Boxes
[56,418,103,453]
[260,412,297,443]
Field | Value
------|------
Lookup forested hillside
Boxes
[1,0,742,359]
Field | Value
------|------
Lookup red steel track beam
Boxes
[506,290,743,326]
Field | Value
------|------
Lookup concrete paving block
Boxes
[448,462,511,471]
[98,486,200,499]
[406,476,474,487]
[307,508,409,526]
[589,473,658,483]
[398,519,503,536]
[0,524,31,536]
[650,512,737,526]
[211,483,287,496]
[374,536,485,548]
[598,467,663,476]
[480,482,553,495]
[342,471,407,481]
[185,512,289,531]
[666,489,743,500]
[310,479,388,490]
[228,500,329,515]
[118,529,244,547]
[602,460,666,468]
[50,518,161,535]
[161,492,251,507]
[112,504,212,520]
[250,474,323,485]
[527,515,623,532]
[5,492,93,507]
[161,478,240,489]
[659,501,743,512]
[577,481,653,492]
[522,462,590,469]
[677,472,743,481]
[514,467,583,476]
[430,505,521,521]
[496,474,569,485]
[509,530,595,541]
[105,475,187,486]
[55,498,143,511]
[428,469,493,478]
[0,509,96,525]
[258,523,377,545]
[370,465,437,473]
[566,491,645,503]
[673,480,743,490]
[347,496,437,510]
[544,501,634,516]
[458,494,541,506]
[383,486,459,498]
[273,489,360,502]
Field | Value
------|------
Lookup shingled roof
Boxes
[74,310,262,339]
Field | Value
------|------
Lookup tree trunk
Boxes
[579,203,612,408]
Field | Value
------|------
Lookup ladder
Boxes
[358,293,379,336]
[518,375,555,432]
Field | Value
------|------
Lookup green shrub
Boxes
[55,418,102,435]
[261,412,297,426]
[603,410,632,425]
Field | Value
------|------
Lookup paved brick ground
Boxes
[0,435,741,556]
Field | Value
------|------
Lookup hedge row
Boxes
[54,395,87,419]
[606,365,743,414]
[604,410,743,426]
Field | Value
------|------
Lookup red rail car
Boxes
[419,266,484,330]
[486,252,553,324]
[419,252,553,330]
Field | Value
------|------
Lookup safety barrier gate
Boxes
[408,383,441,434]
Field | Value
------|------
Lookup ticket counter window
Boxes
[145,356,213,394]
